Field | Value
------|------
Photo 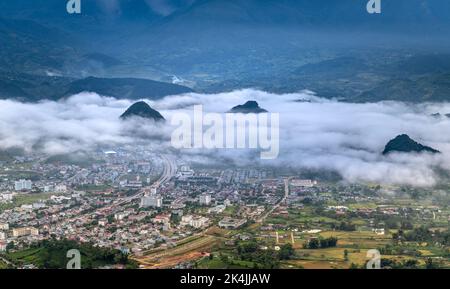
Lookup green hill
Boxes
[6,239,137,269]
[383,134,440,155]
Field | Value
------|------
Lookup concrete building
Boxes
[218,217,247,229]
[0,231,6,240]
[179,165,194,177]
[181,215,193,225]
[114,212,127,221]
[181,215,209,228]
[12,227,39,237]
[126,181,143,188]
[14,179,32,191]
[190,217,209,229]
[55,184,68,193]
[141,195,163,208]
[152,214,170,224]
[290,179,317,188]
[98,219,108,227]
[199,194,212,206]
[208,205,226,214]
[32,202,46,209]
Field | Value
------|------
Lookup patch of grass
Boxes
[0,192,59,213]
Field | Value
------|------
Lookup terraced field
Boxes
[134,235,219,269]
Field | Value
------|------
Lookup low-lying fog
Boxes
[1,89,450,187]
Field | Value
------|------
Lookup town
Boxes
[0,147,448,269]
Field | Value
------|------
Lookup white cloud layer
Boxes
[1,89,450,187]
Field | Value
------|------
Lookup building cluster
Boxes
[2,147,445,269]
[0,151,282,256]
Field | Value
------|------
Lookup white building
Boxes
[373,228,385,235]
[55,184,67,193]
[14,179,32,191]
[199,194,212,206]
[98,219,108,227]
[0,193,14,202]
[0,223,9,230]
[114,212,128,221]
[50,195,71,203]
[181,215,193,225]
[208,205,226,214]
[290,179,317,188]
[219,217,247,229]
[190,217,209,229]
[180,215,208,228]
[20,204,33,210]
[179,166,194,177]
[32,202,46,209]
[141,195,163,208]
[126,181,143,188]
[0,231,6,240]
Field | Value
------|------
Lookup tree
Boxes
[344,249,349,262]
[426,258,437,269]
[6,242,14,252]
[278,244,295,260]
[305,238,319,249]
[336,221,356,231]
[304,237,338,249]
[220,253,228,264]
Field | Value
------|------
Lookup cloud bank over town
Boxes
[1,89,450,186]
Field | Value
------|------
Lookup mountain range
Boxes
[0,73,193,102]
[1,0,450,102]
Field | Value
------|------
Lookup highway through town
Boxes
[154,154,177,188]
[118,154,177,205]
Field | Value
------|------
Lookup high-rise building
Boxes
[199,194,212,206]
[141,195,163,208]
[14,179,32,191]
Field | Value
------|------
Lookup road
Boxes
[256,178,290,223]
[117,154,177,205]
[0,154,178,269]
[155,154,177,188]
[69,154,177,220]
